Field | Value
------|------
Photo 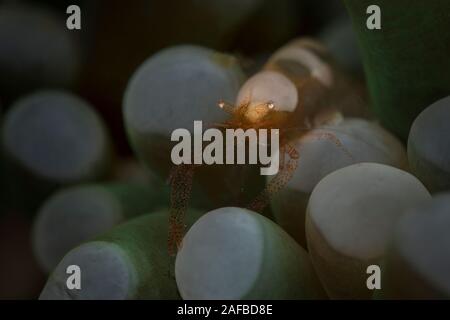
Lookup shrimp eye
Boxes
[267,101,275,110]
[218,100,225,109]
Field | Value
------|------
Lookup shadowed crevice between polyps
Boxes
[170,120,280,176]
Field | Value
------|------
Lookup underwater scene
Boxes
[0,0,450,301]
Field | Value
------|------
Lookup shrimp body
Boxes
[168,38,353,255]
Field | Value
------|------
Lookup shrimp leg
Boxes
[247,143,299,213]
[167,164,196,256]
